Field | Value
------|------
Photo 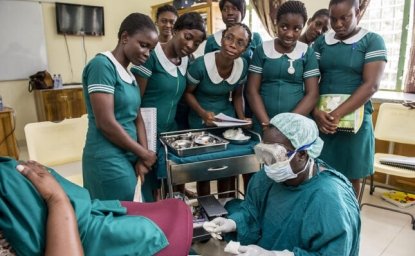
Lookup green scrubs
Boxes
[0,157,168,256]
[131,43,189,200]
[82,52,141,201]
[249,40,320,133]
[312,29,387,179]
[187,52,248,129]
[225,159,361,255]
[204,30,263,62]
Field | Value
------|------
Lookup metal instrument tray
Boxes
[160,131,229,157]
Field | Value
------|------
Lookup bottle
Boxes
[53,74,58,88]
[57,74,63,88]
[0,95,3,110]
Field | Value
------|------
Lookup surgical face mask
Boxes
[254,143,310,183]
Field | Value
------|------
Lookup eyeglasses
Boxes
[223,34,247,49]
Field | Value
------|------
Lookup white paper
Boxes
[133,176,142,202]
[140,108,157,152]
[213,113,251,127]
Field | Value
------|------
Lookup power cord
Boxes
[0,107,16,148]
[64,34,74,83]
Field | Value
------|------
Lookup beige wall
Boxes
[0,0,166,142]
[0,0,329,143]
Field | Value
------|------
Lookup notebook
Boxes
[379,156,415,170]
[318,94,364,133]
[381,190,415,208]
[140,108,157,152]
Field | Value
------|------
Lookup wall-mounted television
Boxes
[55,3,104,36]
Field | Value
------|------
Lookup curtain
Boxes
[250,0,286,38]
[404,2,415,93]
[250,0,371,38]
[358,0,371,22]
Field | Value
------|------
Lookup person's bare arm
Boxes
[184,85,216,126]
[135,112,151,182]
[246,73,269,128]
[330,61,386,122]
[89,93,155,168]
[232,85,245,119]
[136,75,149,97]
[16,161,83,256]
[292,77,319,115]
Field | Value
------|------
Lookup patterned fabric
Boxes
[270,113,324,158]
[0,232,15,256]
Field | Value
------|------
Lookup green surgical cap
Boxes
[270,113,324,158]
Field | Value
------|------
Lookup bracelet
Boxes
[261,122,270,130]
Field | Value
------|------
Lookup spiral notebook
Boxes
[318,94,364,133]
[379,156,415,170]
[140,108,157,152]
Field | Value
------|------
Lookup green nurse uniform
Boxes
[0,157,168,256]
[312,29,387,179]
[225,160,361,255]
[187,51,248,129]
[204,30,263,62]
[131,43,189,200]
[249,40,320,132]
[82,52,141,201]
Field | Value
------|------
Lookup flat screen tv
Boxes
[55,3,104,36]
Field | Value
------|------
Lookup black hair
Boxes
[156,4,178,20]
[222,23,252,49]
[276,0,308,26]
[329,0,359,8]
[310,8,329,21]
[173,12,207,41]
[219,0,246,20]
[117,13,157,40]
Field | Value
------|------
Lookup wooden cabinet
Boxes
[151,1,225,35]
[372,102,415,191]
[0,107,19,159]
[34,87,86,122]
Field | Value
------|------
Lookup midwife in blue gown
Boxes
[203,113,361,256]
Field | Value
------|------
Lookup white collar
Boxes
[262,40,308,60]
[101,51,136,84]
[324,28,369,45]
[213,30,223,46]
[203,51,244,84]
[154,43,188,77]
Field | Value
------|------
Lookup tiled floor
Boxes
[18,146,415,256]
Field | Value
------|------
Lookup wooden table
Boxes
[0,107,19,159]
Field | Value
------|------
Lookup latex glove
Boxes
[237,245,294,256]
[203,217,236,239]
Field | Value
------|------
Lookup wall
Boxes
[0,0,166,143]
[0,0,328,143]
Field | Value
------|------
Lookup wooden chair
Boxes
[360,103,415,229]
[24,115,87,186]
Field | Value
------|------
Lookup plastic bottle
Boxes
[0,95,3,110]
[53,74,58,88]
[57,74,63,88]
